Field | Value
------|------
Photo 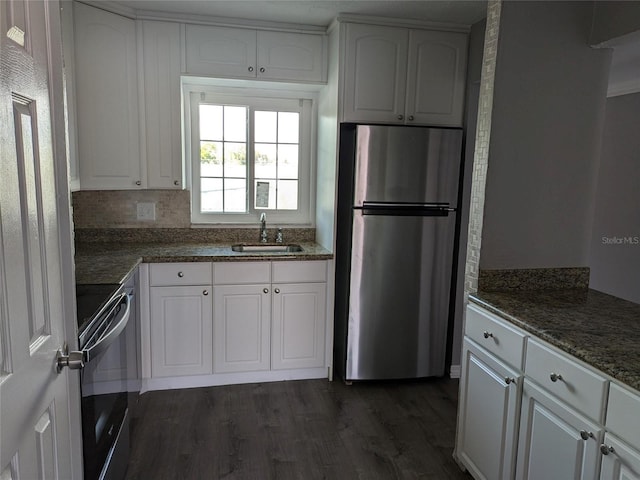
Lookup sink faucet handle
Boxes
[275,227,283,243]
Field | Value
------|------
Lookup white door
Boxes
[213,284,270,373]
[516,379,602,480]
[1,0,80,479]
[271,283,326,370]
[600,433,640,480]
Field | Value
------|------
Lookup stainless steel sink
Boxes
[231,243,303,253]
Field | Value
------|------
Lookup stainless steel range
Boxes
[75,280,136,480]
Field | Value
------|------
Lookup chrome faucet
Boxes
[259,213,268,243]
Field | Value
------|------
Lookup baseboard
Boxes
[449,364,461,379]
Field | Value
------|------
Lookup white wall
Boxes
[588,93,640,304]
[480,1,612,270]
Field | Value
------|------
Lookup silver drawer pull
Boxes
[263,288,269,294]
[483,331,493,339]
[504,377,516,385]
[580,430,594,441]
[177,271,184,278]
[203,290,209,296]
[600,444,615,455]
[550,372,563,382]
[274,288,280,294]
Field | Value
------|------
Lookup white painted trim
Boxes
[449,365,461,379]
[140,367,328,393]
[333,14,471,33]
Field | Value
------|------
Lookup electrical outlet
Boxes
[137,202,156,221]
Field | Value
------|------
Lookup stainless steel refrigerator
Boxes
[334,124,463,381]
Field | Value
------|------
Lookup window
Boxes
[186,86,316,225]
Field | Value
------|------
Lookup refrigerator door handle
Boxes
[356,201,455,216]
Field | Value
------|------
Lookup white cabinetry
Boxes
[74,2,141,189]
[456,304,525,480]
[148,263,213,377]
[342,22,467,126]
[600,383,640,479]
[516,379,602,480]
[141,21,182,189]
[185,25,326,83]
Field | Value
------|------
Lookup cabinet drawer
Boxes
[525,338,608,421]
[272,261,327,283]
[465,304,526,370]
[149,263,212,286]
[606,383,640,447]
[214,262,271,284]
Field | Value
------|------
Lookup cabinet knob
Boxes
[263,288,269,294]
[203,290,209,296]
[408,115,414,121]
[274,288,280,294]
[259,67,265,73]
[135,180,141,186]
[248,66,254,72]
[483,331,493,339]
[177,272,184,278]
[549,372,563,382]
[600,444,615,455]
[504,377,516,385]
[397,115,404,120]
[580,430,594,441]
[174,180,179,186]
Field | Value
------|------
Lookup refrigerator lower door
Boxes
[346,211,456,380]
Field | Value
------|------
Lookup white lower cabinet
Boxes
[213,284,271,373]
[456,338,521,480]
[272,282,326,370]
[516,379,602,480]
[142,260,329,389]
[458,303,640,480]
[600,433,640,480]
[150,285,212,377]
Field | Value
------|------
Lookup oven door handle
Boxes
[83,293,131,363]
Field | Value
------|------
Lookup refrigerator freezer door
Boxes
[353,125,462,207]
[346,211,456,380]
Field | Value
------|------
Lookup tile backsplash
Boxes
[72,190,191,228]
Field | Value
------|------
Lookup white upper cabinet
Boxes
[185,25,327,83]
[74,2,141,189]
[342,22,468,126]
[141,21,182,189]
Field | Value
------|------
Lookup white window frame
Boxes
[183,81,317,226]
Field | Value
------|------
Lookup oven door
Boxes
[80,291,132,480]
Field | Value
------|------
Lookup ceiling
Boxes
[110,0,488,28]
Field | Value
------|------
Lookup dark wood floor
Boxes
[125,378,472,479]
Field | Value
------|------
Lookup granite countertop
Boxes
[74,242,332,285]
[470,289,640,392]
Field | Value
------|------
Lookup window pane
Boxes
[201,141,223,177]
[224,142,247,178]
[224,178,247,212]
[201,178,223,212]
[255,143,276,179]
[277,180,298,210]
[278,144,298,179]
[278,112,299,143]
[254,179,276,210]
[224,106,247,142]
[200,105,223,140]
[255,111,277,142]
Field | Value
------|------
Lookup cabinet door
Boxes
[271,283,326,370]
[74,3,141,189]
[142,21,182,189]
[600,433,640,480]
[213,285,271,373]
[185,25,256,78]
[150,286,213,377]
[406,29,467,126]
[342,23,408,124]
[257,31,325,82]
[456,339,521,480]
[516,379,602,480]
